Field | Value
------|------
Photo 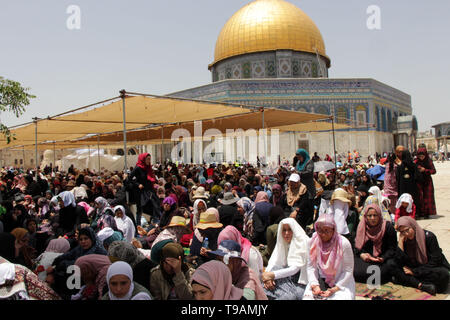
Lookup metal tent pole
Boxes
[33,117,38,178]
[97,136,101,173]
[331,116,337,170]
[120,90,128,171]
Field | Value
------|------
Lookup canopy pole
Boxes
[97,136,101,173]
[22,146,25,169]
[160,126,164,164]
[331,115,337,170]
[262,108,266,166]
[33,117,38,179]
[120,90,128,171]
[53,142,56,172]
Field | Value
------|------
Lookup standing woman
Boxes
[390,216,450,295]
[261,218,310,300]
[295,149,316,202]
[383,152,399,215]
[414,148,437,219]
[303,214,355,300]
[129,153,159,226]
[397,150,421,217]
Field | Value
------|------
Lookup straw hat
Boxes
[330,188,352,205]
[195,211,223,230]
[164,216,189,229]
[192,186,209,199]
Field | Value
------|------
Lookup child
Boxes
[394,193,416,223]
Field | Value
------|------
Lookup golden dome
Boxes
[209,0,330,69]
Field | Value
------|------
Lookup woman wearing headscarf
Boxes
[285,173,314,232]
[389,216,450,295]
[97,227,125,251]
[209,240,267,300]
[394,193,416,222]
[108,240,157,291]
[396,150,421,217]
[0,254,61,300]
[129,153,159,226]
[91,196,113,230]
[295,148,316,202]
[414,147,437,219]
[102,261,152,300]
[34,238,71,282]
[192,199,207,228]
[175,185,189,209]
[72,254,111,300]
[191,260,244,300]
[362,186,392,222]
[353,204,397,284]
[303,214,355,300]
[10,228,36,269]
[236,197,255,240]
[149,241,194,300]
[261,218,309,300]
[325,189,352,239]
[259,206,286,267]
[270,184,286,207]
[218,225,263,278]
[2,204,30,233]
[384,152,399,214]
[57,191,89,235]
[114,205,135,243]
[252,191,274,246]
[151,216,191,250]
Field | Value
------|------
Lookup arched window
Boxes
[335,106,348,124]
[387,110,392,131]
[375,106,381,131]
[355,105,367,127]
[381,108,387,132]
[315,106,329,115]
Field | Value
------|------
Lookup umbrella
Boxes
[366,165,385,180]
[313,161,336,173]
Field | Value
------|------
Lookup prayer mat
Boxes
[355,282,449,300]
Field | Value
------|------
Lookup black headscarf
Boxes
[0,232,16,261]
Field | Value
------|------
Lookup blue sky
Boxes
[1,0,449,131]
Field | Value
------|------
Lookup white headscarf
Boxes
[326,199,349,235]
[368,186,384,209]
[97,227,115,244]
[396,193,414,213]
[192,199,207,227]
[266,218,309,285]
[72,186,88,200]
[106,261,151,300]
[57,191,76,208]
[114,205,135,243]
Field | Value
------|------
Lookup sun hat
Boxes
[195,210,223,230]
[192,186,209,200]
[209,240,246,265]
[164,216,189,229]
[330,188,352,205]
[219,192,240,205]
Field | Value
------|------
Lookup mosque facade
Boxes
[155,0,417,163]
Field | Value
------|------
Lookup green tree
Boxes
[0,76,35,143]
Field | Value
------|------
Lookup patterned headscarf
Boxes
[309,214,343,287]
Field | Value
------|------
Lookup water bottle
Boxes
[202,237,209,249]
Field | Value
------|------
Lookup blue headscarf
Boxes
[295,149,310,172]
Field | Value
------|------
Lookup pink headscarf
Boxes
[191,260,243,300]
[45,238,71,253]
[75,254,111,300]
[217,225,252,263]
[309,214,343,287]
[397,216,428,265]
[355,204,387,257]
[78,201,95,217]
[255,191,269,203]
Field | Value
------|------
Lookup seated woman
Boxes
[353,204,397,284]
[260,206,285,267]
[361,186,392,222]
[217,225,263,278]
[108,240,157,291]
[114,205,135,243]
[97,227,125,251]
[389,216,450,295]
[261,218,309,300]
[303,214,355,300]
[394,193,416,223]
[34,238,71,283]
[10,228,36,269]
[102,261,152,300]
[151,216,191,249]
[72,254,111,300]
[190,208,223,266]
[209,240,267,300]
[191,260,244,300]
[325,189,352,238]
[149,241,194,300]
